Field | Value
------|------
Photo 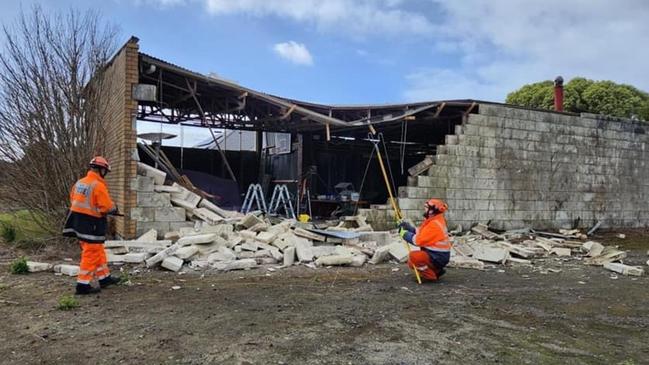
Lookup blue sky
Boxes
[2,0,649,106]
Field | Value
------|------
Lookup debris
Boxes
[551,247,571,257]
[603,262,644,276]
[177,234,216,246]
[175,246,199,260]
[582,241,604,257]
[508,257,532,265]
[161,256,184,272]
[471,223,502,240]
[171,286,181,290]
[448,256,484,270]
[294,227,326,242]
[213,258,257,271]
[315,255,353,267]
[145,243,180,267]
[586,220,602,236]
[295,239,314,262]
[369,245,391,264]
[616,233,626,239]
[472,246,509,264]
[124,252,150,263]
[351,255,367,267]
[584,247,626,266]
[387,242,410,263]
[27,261,53,273]
[408,155,434,176]
[283,246,296,266]
[255,231,278,244]
[240,213,264,229]
[53,264,79,277]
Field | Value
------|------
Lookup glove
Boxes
[399,227,407,238]
[398,220,416,233]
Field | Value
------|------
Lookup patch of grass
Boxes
[0,283,8,291]
[9,256,29,275]
[57,295,79,311]
[118,269,132,286]
[0,210,49,242]
[1,223,17,243]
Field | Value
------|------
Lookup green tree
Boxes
[506,78,649,121]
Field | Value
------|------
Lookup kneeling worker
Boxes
[398,198,451,282]
[63,156,120,294]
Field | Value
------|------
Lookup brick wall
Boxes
[397,104,649,230]
[96,38,139,238]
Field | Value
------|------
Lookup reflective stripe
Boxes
[71,181,101,214]
[424,246,450,253]
[62,228,105,242]
[77,279,91,284]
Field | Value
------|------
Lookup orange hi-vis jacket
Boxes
[62,170,115,243]
[69,170,115,218]
[413,214,451,252]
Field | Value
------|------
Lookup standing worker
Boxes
[63,156,120,295]
[398,198,451,282]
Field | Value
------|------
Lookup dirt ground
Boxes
[0,231,648,365]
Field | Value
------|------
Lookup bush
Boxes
[57,295,79,311]
[1,223,17,243]
[9,256,28,274]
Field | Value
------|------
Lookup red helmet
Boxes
[89,156,111,172]
[426,198,448,214]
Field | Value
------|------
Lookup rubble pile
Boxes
[450,224,645,276]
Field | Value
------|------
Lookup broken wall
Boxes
[96,37,140,238]
[397,104,649,230]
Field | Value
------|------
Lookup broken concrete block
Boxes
[164,231,181,241]
[254,249,272,258]
[105,240,171,249]
[249,222,269,232]
[27,261,53,273]
[255,231,278,244]
[54,264,79,277]
[408,155,434,176]
[161,256,184,272]
[170,183,202,208]
[256,257,278,265]
[207,248,236,263]
[551,247,571,257]
[107,253,126,263]
[269,247,283,261]
[239,230,258,240]
[191,207,223,224]
[604,262,644,276]
[155,207,187,222]
[106,246,128,255]
[311,245,337,258]
[473,246,509,264]
[130,175,155,192]
[240,213,264,229]
[145,243,180,267]
[154,184,183,194]
[583,241,604,257]
[213,258,257,271]
[236,251,256,259]
[198,199,230,218]
[315,254,353,266]
[351,255,367,267]
[124,252,150,263]
[369,245,391,264]
[272,232,298,251]
[448,256,484,270]
[137,162,166,185]
[295,239,314,262]
[171,197,199,210]
[198,223,234,237]
[267,221,291,235]
[241,241,259,251]
[226,234,243,248]
[387,242,410,263]
[585,247,627,266]
[177,234,217,246]
[175,246,199,260]
[294,227,326,242]
[136,229,158,242]
[283,246,296,266]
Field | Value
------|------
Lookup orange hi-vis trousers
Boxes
[408,251,439,281]
[77,241,110,284]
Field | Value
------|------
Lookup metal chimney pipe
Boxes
[554,76,564,112]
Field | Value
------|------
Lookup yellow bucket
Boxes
[298,214,310,222]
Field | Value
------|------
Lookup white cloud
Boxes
[203,0,433,37]
[405,0,649,102]
[273,41,314,65]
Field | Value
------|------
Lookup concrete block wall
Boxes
[96,37,140,238]
[397,104,649,230]
[131,176,193,238]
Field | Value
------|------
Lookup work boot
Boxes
[75,283,101,295]
[437,268,446,278]
[99,275,120,289]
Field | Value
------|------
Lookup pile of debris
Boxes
[449,224,645,276]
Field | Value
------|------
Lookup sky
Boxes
[2,0,649,108]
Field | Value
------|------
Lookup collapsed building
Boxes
[96,37,649,240]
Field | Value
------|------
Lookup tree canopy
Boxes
[506,78,649,121]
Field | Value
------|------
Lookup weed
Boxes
[118,268,132,286]
[9,256,29,275]
[1,223,17,243]
[57,295,79,311]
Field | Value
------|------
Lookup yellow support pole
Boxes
[371,135,422,285]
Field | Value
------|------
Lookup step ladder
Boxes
[241,184,268,214]
[268,184,296,219]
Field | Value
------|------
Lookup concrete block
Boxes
[213,258,257,271]
[137,162,166,185]
[359,232,392,246]
[145,243,180,267]
[237,251,256,259]
[369,245,391,264]
[54,264,79,276]
[106,247,129,255]
[473,246,509,264]
[249,222,269,232]
[191,207,223,224]
[131,207,155,222]
[256,257,279,265]
[312,246,337,258]
[136,229,158,242]
[295,239,314,262]
[105,240,172,249]
[154,184,182,193]
[175,246,199,260]
[240,213,264,228]
[130,176,155,192]
[239,230,258,240]
[164,231,181,241]
[388,242,410,263]
[161,256,184,272]
[269,247,283,261]
[583,241,604,257]
[241,241,259,251]
[272,232,298,251]
[137,192,172,208]
[226,234,243,248]
[198,199,232,218]
[604,262,644,276]
[551,247,571,257]
[253,250,272,258]
[107,253,126,263]
[351,255,367,267]
[283,246,296,266]
[199,223,234,237]
[169,221,194,232]
[26,261,53,272]
[177,233,217,246]
[171,197,198,210]
[155,207,186,222]
[124,252,150,263]
[315,255,353,266]
[294,228,326,241]
[448,256,484,270]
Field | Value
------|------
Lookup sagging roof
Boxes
[137,52,480,133]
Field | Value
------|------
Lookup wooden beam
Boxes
[433,102,446,118]
[279,104,297,120]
